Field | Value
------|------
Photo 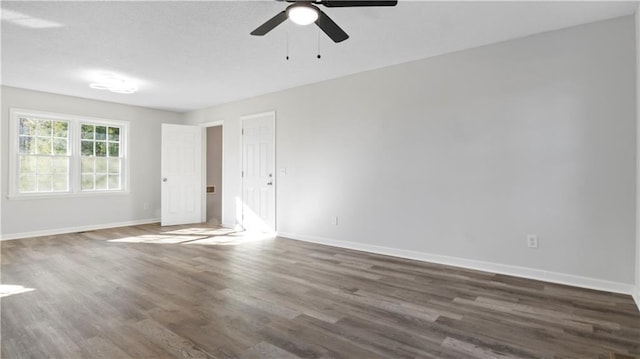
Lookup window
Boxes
[80,124,122,191]
[18,117,70,193]
[9,109,129,198]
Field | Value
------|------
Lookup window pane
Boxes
[96,126,107,141]
[81,124,94,140]
[95,174,107,190]
[53,138,68,155]
[108,143,119,157]
[108,175,120,190]
[20,156,37,174]
[37,157,52,174]
[81,174,94,190]
[52,174,68,191]
[108,158,120,174]
[81,141,94,156]
[95,158,108,173]
[19,137,34,154]
[19,175,36,192]
[108,127,120,142]
[53,121,68,138]
[37,175,52,192]
[19,118,36,136]
[51,158,69,174]
[96,142,107,157]
[37,120,52,137]
[36,137,52,155]
[81,158,94,173]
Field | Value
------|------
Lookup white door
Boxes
[161,124,202,226]
[241,112,275,232]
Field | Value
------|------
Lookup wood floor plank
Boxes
[239,341,300,359]
[132,318,214,359]
[2,223,639,358]
[79,337,133,359]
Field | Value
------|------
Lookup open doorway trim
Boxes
[200,120,224,226]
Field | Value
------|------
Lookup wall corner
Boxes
[635,5,640,312]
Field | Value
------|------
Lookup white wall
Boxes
[206,126,223,224]
[1,86,183,238]
[185,16,636,286]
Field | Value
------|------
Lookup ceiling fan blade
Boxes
[321,1,398,7]
[250,10,288,36]
[315,9,349,43]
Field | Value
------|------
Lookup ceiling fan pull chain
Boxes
[286,28,290,60]
[317,28,321,59]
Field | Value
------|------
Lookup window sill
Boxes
[7,190,131,201]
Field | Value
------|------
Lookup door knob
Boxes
[267,181,273,186]
[162,178,168,182]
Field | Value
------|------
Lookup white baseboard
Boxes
[277,231,637,298]
[0,218,161,241]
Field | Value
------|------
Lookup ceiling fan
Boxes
[250,0,398,43]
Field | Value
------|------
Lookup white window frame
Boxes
[8,108,130,199]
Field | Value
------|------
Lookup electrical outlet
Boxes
[527,234,538,249]
[332,216,338,226]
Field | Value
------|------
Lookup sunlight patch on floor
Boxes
[162,228,238,236]
[185,232,275,246]
[0,284,35,298]
[107,228,274,246]
[109,234,208,244]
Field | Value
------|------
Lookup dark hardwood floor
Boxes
[1,223,639,359]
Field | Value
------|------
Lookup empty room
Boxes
[1,1,640,358]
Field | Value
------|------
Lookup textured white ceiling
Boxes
[1,1,637,112]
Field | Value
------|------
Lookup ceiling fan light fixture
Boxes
[287,4,318,26]
[251,0,397,42]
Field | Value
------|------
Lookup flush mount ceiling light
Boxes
[89,73,138,94]
[286,3,318,26]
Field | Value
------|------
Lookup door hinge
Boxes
[241,171,244,177]
[242,129,244,135]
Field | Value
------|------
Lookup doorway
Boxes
[205,125,223,225]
